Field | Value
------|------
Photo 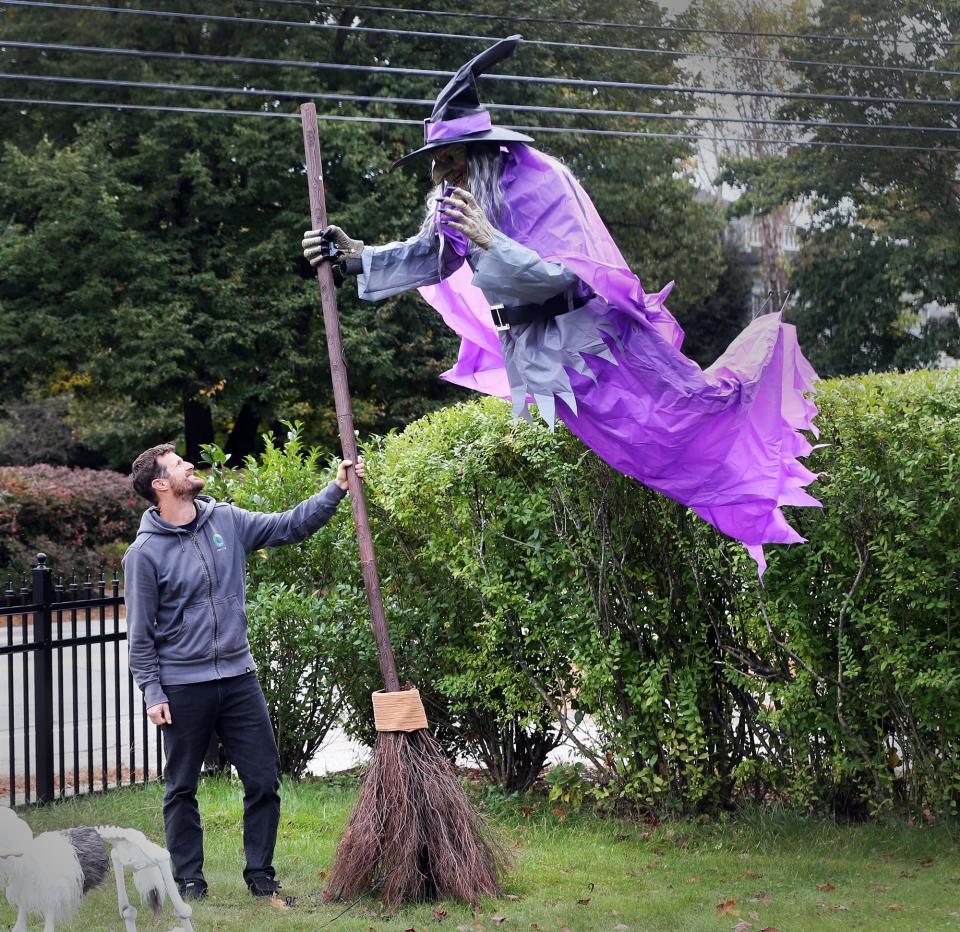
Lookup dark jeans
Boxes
[161,672,280,886]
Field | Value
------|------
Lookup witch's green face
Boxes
[430,144,469,190]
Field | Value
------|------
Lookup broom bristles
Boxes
[326,729,511,908]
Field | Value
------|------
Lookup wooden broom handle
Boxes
[300,103,400,693]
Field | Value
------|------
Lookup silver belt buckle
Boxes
[490,304,510,332]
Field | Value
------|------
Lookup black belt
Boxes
[490,289,595,332]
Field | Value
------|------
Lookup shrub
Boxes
[202,368,960,815]
[365,371,960,813]
[753,368,960,816]
[0,464,142,578]
[244,582,351,780]
[201,430,372,779]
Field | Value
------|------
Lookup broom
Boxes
[299,103,510,908]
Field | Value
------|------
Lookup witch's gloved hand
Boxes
[440,188,495,250]
[302,225,365,267]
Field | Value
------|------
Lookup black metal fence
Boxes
[1,554,161,805]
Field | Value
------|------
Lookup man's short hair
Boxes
[131,443,176,505]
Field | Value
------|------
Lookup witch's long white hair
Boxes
[419,143,509,242]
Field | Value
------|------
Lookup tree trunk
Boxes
[182,389,214,464]
[224,400,262,463]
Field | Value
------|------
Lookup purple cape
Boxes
[419,144,820,572]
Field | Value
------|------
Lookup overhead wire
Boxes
[238,0,960,78]
[201,0,960,48]
[4,71,959,137]
[3,95,959,153]
[4,0,960,86]
[2,31,959,108]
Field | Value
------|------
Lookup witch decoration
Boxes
[302,35,820,572]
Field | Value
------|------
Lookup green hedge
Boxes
[0,464,142,578]
[207,369,960,815]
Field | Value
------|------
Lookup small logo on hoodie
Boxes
[212,531,226,551]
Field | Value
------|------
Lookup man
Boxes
[123,443,363,901]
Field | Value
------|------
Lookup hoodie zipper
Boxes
[189,530,222,676]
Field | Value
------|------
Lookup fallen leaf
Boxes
[748,891,773,906]
[733,921,753,932]
[318,869,328,879]
[885,903,904,911]
[520,806,533,817]
[616,832,629,841]
[640,831,652,840]
[675,835,689,847]
[919,857,934,868]
[748,910,760,920]
[432,908,448,921]
[560,867,574,874]
[867,882,889,892]
[551,806,566,819]
[512,837,524,848]
[898,870,914,878]
[504,894,522,901]
[816,882,835,892]
[741,870,763,879]
[269,893,289,910]
[576,898,591,905]
[491,917,507,925]
[827,904,850,912]
[716,899,739,916]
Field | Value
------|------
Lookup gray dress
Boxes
[357,230,617,426]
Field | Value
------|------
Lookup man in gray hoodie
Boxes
[123,442,363,902]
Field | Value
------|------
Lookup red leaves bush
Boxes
[0,465,142,577]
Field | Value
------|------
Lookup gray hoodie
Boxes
[122,482,347,709]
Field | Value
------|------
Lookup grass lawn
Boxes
[3,775,960,931]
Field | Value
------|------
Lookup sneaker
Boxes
[247,875,282,898]
[178,879,208,901]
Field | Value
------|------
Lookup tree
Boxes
[719,0,960,375]
[680,235,754,367]
[0,0,729,466]
[686,0,813,313]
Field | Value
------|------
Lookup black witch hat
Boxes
[391,34,533,170]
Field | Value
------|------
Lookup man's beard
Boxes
[170,474,205,501]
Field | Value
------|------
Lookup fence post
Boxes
[32,552,55,804]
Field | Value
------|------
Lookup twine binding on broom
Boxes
[372,689,428,732]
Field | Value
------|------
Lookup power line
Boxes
[241,0,960,49]
[4,1,960,87]
[184,0,960,79]
[2,95,959,153]
[3,32,959,108]
[5,71,959,137]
